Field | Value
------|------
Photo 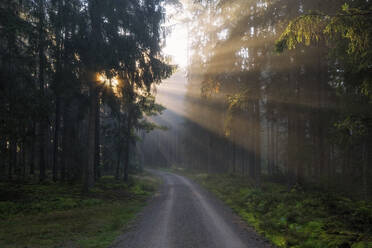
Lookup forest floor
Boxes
[167,167,372,248]
[0,173,159,248]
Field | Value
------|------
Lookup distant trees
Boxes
[0,0,173,191]
[168,0,371,197]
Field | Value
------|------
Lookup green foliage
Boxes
[274,3,372,185]
[0,174,158,248]
[276,13,324,52]
[224,90,250,137]
[188,173,372,248]
[276,4,372,101]
[0,0,173,186]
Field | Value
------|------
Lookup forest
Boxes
[1,0,372,247]
[147,0,372,198]
[0,0,176,246]
[0,0,174,189]
[141,0,372,246]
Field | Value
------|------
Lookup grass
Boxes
[169,167,372,248]
[0,173,159,248]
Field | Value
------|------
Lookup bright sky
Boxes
[163,4,189,68]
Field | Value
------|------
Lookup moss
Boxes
[0,173,157,248]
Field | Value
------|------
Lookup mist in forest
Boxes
[139,70,188,167]
[1,0,372,247]
[142,0,372,199]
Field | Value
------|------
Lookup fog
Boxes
[141,0,372,198]
[139,70,188,167]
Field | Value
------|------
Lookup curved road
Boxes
[111,170,272,248]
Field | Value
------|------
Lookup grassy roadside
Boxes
[169,167,372,248]
[0,173,160,248]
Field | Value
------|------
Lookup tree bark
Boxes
[30,123,36,175]
[53,96,61,182]
[83,85,98,192]
[254,99,261,186]
[248,102,255,178]
[232,131,236,174]
[123,140,130,182]
[94,93,101,180]
[115,116,122,180]
[123,112,132,182]
[38,0,46,183]
[9,139,17,180]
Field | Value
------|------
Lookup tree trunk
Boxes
[254,99,261,186]
[9,139,17,180]
[115,152,121,180]
[362,140,369,199]
[123,112,132,182]
[270,121,276,175]
[123,140,130,182]
[21,142,26,180]
[38,0,46,183]
[30,123,36,175]
[267,121,272,176]
[275,123,279,173]
[232,132,236,174]
[83,85,97,192]
[52,0,63,182]
[0,140,6,178]
[115,117,122,180]
[248,103,255,178]
[61,102,69,182]
[94,93,101,180]
[53,96,61,182]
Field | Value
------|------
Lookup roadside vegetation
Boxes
[170,168,372,248]
[0,173,159,248]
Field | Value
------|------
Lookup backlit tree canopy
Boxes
[0,0,174,190]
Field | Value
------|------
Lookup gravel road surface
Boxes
[110,170,273,248]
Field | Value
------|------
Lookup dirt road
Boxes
[111,170,272,248]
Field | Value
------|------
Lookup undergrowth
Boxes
[173,168,372,248]
[0,173,159,248]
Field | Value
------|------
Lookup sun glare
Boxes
[97,73,106,83]
[97,72,120,94]
[110,77,119,88]
[164,5,189,68]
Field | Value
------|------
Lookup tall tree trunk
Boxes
[115,117,122,180]
[316,44,325,181]
[123,112,132,182]
[270,121,276,175]
[53,96,61,182]
[296,117,305,184]
[115,153,121,180]
[94,94,101,180]
[30,123,36,175]
[267,121,272,176]
[248,103,255,177]
[8,139,17,180]
[123,140,130,182]
[61,101,73,182]
[21,141,26,180]
[83,85,98,192]
[61,116,67,182]
[232,131,236,174]
[254,99,261,186]
[52,0,63,182]
[275,123,279,173]
[362,140,369,199]
[287,67,297,186]
[38,0,46,183]
[295,77,305,184]
[0,140,6,178]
